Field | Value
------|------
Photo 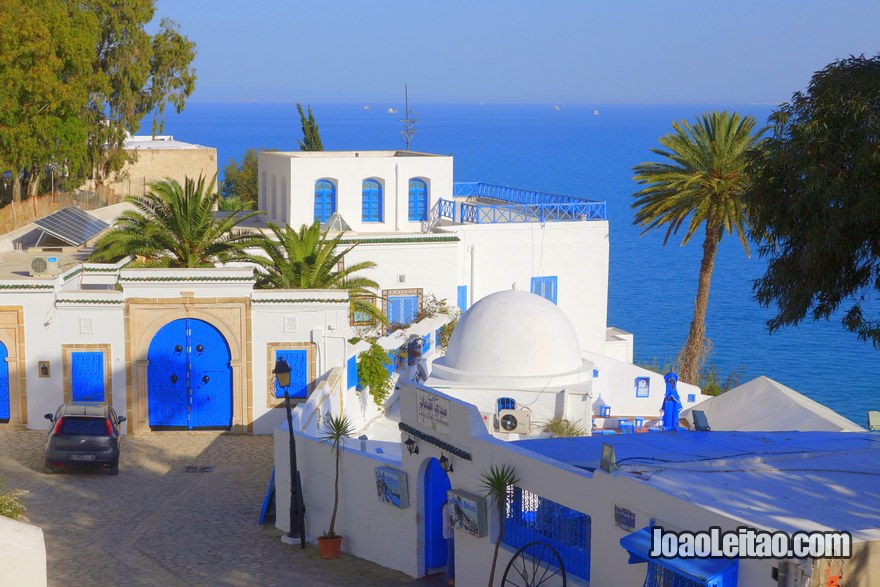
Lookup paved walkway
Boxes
[0,429,444,587]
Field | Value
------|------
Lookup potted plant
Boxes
[317,414,354,559]
[480,464,519,587]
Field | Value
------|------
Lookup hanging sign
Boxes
[416,389,450,435]
[375,467,409,509]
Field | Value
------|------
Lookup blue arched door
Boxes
[0,341,9,422]
[147,318,232,429]
[424,457,452,574]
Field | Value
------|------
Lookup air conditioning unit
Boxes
[498,409,530,434]
[30,256,59,276]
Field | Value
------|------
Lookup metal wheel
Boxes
[501,541,567,587]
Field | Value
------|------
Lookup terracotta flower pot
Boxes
[317,535,343,559]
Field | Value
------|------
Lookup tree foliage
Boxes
[632,111,765,384]
[745,54,880,346]
[147,19,197,138]
[0,0,97,201]
[239,221,385,323]
[357,342,393,407]
[296,103,324,151]
[90,175,258,267]
[220,148,259,209]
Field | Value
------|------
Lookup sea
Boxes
[142,102,880,425]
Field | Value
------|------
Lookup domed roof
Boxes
[431,290,585,384]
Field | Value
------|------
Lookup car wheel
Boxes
[108,462,119,476]
[44,461,54,474]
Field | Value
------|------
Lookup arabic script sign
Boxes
[416,389,450,435]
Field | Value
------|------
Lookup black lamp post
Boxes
[273,358,305,548]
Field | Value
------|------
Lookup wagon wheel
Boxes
[501,541,567,587]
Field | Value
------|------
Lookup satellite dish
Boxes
[415,363,428,383]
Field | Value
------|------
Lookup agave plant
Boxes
[318,414,355,539]
[480,464,519,587]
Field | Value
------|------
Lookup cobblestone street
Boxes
[0,429,442,586]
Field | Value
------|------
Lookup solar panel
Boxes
[34,206,110,246]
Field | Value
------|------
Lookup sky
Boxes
[153,0,880,104]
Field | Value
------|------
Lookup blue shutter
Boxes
[408,179,428,221]
[275,349,309,399]
[530,276,558,304]
[347,355,359,390]
[314,180,336,223]
[362,179,382,222]
[0,342,9,420]
[457,285,468,312]
[71,352,105,402]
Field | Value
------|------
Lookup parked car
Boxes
[44,403,125,475]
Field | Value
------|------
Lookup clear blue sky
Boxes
[154,0,880,104]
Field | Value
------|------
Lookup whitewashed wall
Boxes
[0,516,47,587]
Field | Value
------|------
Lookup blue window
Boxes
[347,355,359,390]
[530,276,558,304]
[421,333,431,354]
[274,349,309,399]
[456,285,468,312]
[505,487,591,582]
[497,397,516,412]
[362,179,383,222]
[408,178,428,221]
[314,179,336,223]
[387,294,419,326]
[71,351,105,402]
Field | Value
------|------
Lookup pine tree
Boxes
[296,103,324,151]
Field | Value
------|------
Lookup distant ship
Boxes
[552,104,561,112]
[363,105,370,111]
[594,109,600,116]
[387,107,399,114]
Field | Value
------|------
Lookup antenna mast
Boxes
[401,84,416,151]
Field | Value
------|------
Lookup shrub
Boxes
[0,477,28,521]
[357,342,393,407]
[543,417,587,438]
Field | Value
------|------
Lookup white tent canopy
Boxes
[681,375,864,432]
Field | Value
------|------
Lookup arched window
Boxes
[362,179,383,222]
[314,179,336,223]
[408,178,428,221]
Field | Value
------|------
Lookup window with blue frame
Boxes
[314,179,336,223]
[346,355,359,390]
[408,178,428,221]
[362,179,383,222]
[351,295,377,326]
[384,289,421,327]
[530,276,558,304]
[456,285,468,312]
[504,486,591,582]
[273,348,310,399]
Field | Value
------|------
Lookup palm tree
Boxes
[632,111,764,384]
[480,464,519,587]
[241,221,386,324]
[90,175,259,267]
[318,414,354,540]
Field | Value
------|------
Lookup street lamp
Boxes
[273,358,305,548]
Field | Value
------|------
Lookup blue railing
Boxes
[504,487,591,582]
[437,198,455,220]
[452,182,606,223]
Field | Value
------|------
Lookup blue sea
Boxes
[143,102,880,425]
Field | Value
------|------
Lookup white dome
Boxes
[431,290,585,384]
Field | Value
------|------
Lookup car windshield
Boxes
[59,417,107,436]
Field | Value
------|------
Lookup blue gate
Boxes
[0,341,8,421]
[147,318,232,430]
[424,457,451,574]
[71,352,105,402]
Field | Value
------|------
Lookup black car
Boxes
[44,403,126,475]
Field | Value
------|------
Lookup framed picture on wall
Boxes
[375,466,409,508]
[635,376,650,398]
[446,489,487,538]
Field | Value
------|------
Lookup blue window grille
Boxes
[530,276,558,304]
[274,349,309,399]
[362,179,382,222]
[408,178,428,221]
[688,393,696,403]
[314,179,336,223]
[497,397,516,412]
[421,333,431,354]
[635,377,650,398]
[387,294,419,327]
[71,351,105,402]
[347,355,359,390]
[456,285,468,312]
[504,487,591,582]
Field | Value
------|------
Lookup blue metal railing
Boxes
[437,198,455,220]
[504,486,591,582]
[452,182,606,223]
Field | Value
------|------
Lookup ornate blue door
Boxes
[424,457,451,574]
[147,319,232,430]
[0,341,9,421]
[387,294,419,326]
[71,352,105,402]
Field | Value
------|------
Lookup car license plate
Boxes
[70,454,95,461]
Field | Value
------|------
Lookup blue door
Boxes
[0,342,8,421]
[71,352,105,402]
[424,457,451,574]
[409,178,428,221]
[387,294,419,326]
[147,318,232,430]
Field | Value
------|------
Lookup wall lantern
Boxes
[273,358,292,389]
[439,453,454,474]
[404,436,419,455]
